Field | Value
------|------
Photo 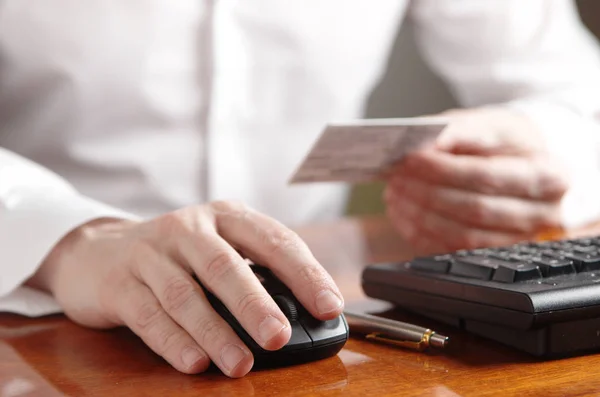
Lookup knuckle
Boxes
[135,301,163,332]
[528,157,569,200]
[195,317,224,348]
[154,212,188,235]
[153,326,184,357]
[236,291,270,318]
[263,229,302,256]
[296,265,329,292]
[129,240,160,270]
[204,250,239,285]
[468,196,490,224]
[211,200,250,216]
[539,168,570,200]
[474,172,500,194]
[162,277,196,313]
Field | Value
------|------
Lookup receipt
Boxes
[289,118,447,184]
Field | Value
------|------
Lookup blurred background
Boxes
[347,0,600,216]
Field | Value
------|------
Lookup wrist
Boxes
[25,217,132,294]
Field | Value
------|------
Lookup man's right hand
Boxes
[27,201,344,378]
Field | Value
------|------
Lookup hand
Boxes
[27,201,344,378]
[384,107,569,255]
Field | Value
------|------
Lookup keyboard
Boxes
[361,236,600,357]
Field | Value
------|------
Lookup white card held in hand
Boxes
[289,118,448,184]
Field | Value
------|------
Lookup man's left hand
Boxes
[384,107,569,255]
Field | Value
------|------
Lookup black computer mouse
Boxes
[200,264,349,369]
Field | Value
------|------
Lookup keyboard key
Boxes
[512,246,538,255]
[470,248,493,256]
[492,261,543,283]
[488,252,513,261]
[508,254,542,263]
[533,258,576,277]
[549,242,575,251]
[563,253,600,272]
[572,245,598,254]
[449,256,500,280]
[544,250,574,261]
[540,249,560,257]
[409,255,452,273]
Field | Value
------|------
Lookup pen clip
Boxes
[365,329,435,351]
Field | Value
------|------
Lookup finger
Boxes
[136,258,256,378]
[387,191,531,251]
[171,222,292,352]
[434,108,541,156]
[115,280,210,375]
[209,201,344,321]
[389,177,563,234]
[385,193,451,256]
[394,150,568,201]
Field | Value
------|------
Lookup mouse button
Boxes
[250,264,274,280]
[300,316,348,347]
[280,321,313,352]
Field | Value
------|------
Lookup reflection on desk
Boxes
[3,215,600,396]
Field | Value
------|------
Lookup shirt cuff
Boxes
[0,287,62,316]
[504,99,600,229]
[0,192,139,316]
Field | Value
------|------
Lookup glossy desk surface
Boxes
[3,216,600,397]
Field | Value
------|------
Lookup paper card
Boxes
[289,118,448,184]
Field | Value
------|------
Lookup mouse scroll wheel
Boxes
[273,295,298,322]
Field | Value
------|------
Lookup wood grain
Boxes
[2,215,600,397]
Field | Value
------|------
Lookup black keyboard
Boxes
[361,236,600,357]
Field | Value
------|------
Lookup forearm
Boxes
[0,148,138,316]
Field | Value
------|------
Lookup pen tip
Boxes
[430,333,449,349]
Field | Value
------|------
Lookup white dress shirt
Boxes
[1,0,600,316]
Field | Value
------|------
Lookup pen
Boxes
[344,310,449,351]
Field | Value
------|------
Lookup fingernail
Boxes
[181,346,205,369]
[221,344,248,373]
[316,290,343,315]
[258,315,287,346]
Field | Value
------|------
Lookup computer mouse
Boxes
[200,264,349,369]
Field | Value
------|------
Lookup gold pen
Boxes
[344,310,449,351]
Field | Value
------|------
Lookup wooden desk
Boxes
[3,216,600,397]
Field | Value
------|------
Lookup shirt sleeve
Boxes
[0,148,139,316]
[409,0,600,228]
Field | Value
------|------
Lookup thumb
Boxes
[435,124,503,155]
[433,107,540,156]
